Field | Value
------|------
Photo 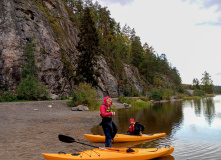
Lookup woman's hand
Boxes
[112,112,115,116]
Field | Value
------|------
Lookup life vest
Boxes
[128,122,145,134]
[128,122,136,133]
[100,105,114,118]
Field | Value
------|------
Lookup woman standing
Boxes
[99,96,117,147]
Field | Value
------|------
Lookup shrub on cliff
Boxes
[16,39,49,101]
[17,75,49,100]
[68,83,100,110]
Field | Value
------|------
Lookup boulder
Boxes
[50,94,59,100]
[123,103,131,109]
[71,105,89,111]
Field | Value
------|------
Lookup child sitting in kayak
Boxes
[128,118,145,136]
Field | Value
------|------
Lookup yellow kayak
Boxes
[42,146,174,160]
[84,133,166,143]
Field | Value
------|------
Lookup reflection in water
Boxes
[92,101,183,138]
[202,98,215,125]
[193,99,201,116]
[91,96,221,160]
[183,97,215,125]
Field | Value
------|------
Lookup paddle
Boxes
[58,134,108,150]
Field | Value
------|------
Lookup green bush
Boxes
[122,86,140,97]
[193,89,205,97]
[149,89,163,101]
[117,95,126,103]
[177,87,184,93]
[117,96,135,104]
[69,83,100,110]
[175,93,186,99]
[131,100,150,108]
[140,96,149,101]
[123,89,132,97]
[162,89,173,100]
[0,90,17,102]
[61,96,69,100]
[0,96,4,102]
[16,75,49,100]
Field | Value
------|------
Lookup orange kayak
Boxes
[42,146,174,160]
[84,133,166,143]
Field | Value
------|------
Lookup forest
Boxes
[68,0,182,93]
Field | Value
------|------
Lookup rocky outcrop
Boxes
[96,56,147,97]
[0,0,78,97]
[0,0,148,98]
[96,56,119,97]
[124,64,144,93]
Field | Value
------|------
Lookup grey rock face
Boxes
[96,56,145,98]
[124,64,144,93]
[96,56,119,97]
[0,0,78,96]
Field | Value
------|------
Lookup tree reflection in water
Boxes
[184,97,215,125]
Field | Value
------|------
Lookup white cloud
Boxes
[216,73,221,76]
[182,0,221,25]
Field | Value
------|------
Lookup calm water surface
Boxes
[91,95,221,160]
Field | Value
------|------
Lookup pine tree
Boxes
[192,78,200,89]
[131,35,144,67]
[201,71,214,94]
[75,6,100,86]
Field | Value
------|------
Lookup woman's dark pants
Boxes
[102,126,112,147]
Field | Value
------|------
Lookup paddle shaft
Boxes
[59,134,107,150]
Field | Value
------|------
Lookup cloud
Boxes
[202,0,221,11]
[182,0,221,10]
[99,0,134,6]
[215,73,221,76]
[182,0,221,25]
[197,21,221,26]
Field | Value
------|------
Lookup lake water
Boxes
[91,95,221,160]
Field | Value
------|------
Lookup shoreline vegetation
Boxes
[0,93,216,109]
[0,82,217,110]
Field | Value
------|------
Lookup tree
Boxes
[75,6,100,86]
[192,78,200,89]
[17,39,48,100]
[201,71,214,94]
[131,35,144,67]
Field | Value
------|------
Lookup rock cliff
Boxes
[0,0,146,98]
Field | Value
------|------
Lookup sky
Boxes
[93,0,221,86]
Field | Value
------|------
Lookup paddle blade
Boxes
[58,134,75,143]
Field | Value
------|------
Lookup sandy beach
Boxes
[0,100,109,160]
